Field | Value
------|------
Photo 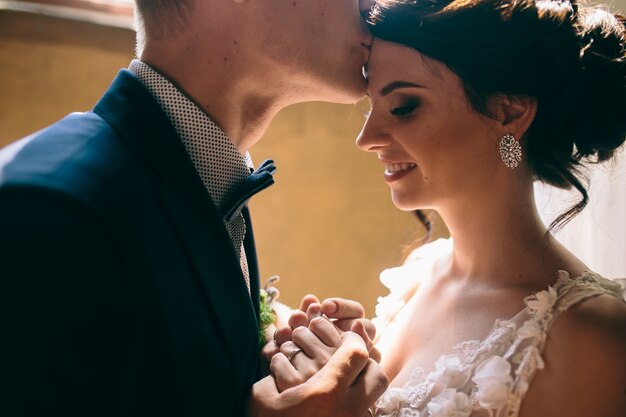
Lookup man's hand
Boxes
[249,332,388,417]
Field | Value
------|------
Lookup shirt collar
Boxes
[128,59,253,212]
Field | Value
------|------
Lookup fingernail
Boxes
[323,300,337,314]
[309,303,321,317]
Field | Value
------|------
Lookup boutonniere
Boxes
[259,275,280,346]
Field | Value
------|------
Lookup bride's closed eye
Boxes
[391,98,420,117]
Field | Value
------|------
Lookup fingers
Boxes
[351,359,389,408]
[330,318,380,361]
[334,318,377,339]
[369,346,382,364]
[351,320,375,356]
[273,317,345,388]
[305,302,323,322]
[281,341,326,382]
[262,333,387,417]
[287,322,340,378]
[274,325,294,346]
[261,339,280,362]
[291,328,332,360]
[269,352,303,393]
[279,341,312,373]
[289,301,323,330]
[288,295,321,332]
[321,298,365,320]
[299,294,320,313]
[249,375,279,417]
[288,310,309,330]
[308,317,342,347]
[357,319,377,340]
[312,331,370,389]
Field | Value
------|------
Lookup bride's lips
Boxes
[383,162,417,183]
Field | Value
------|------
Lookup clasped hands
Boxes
[249,295,388,417]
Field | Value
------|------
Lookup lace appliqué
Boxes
[372,243,626,417]
[503,271,625,417]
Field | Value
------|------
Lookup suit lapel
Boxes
[94,69,259,369]
[243,206,261,319]
[158,181,259,369]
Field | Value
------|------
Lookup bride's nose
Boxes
[356,119,392,152]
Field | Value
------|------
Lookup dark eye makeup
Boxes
[391,98,420,117]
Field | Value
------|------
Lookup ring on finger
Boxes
[287,347,303,362]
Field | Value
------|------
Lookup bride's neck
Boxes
[436,184,563,288]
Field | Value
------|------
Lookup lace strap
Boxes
[505,273,626,416]
[552,273,626,319]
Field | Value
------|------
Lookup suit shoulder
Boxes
[0,111,156,204]
[1,111,111,169]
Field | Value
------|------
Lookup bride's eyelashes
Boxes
[390,98,420,118]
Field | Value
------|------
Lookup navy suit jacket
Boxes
[0,70,262,416]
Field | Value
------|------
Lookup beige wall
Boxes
[0,10,445,316]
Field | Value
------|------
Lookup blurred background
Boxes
[1,0,623,317]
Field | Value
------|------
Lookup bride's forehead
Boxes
[367,43,460,92]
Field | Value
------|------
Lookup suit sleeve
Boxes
[0,185,138,416]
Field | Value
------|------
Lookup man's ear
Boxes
[490,95,537,139]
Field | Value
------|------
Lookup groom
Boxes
[0,0,387,416]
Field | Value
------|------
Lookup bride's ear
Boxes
[489,95,537,139]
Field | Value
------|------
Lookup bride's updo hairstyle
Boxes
[369,0,626,230]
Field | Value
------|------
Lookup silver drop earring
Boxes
[499,133,522,169]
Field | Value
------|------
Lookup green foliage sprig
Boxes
[259,276,280,346]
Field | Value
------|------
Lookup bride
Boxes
[268,0,626,416]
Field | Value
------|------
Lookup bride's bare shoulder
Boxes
[519,293,626,417]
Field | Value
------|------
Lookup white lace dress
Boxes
[372,239,626,417]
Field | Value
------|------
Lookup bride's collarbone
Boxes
[382,284,532,385]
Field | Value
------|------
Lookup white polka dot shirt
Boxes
[128,59,252,292]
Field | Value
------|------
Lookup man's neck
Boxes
[140,42,290,154]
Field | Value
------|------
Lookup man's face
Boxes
[259,0,374,103]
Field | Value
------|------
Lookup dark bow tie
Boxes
[222,159,277,222]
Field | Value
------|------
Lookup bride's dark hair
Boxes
[369,0,626,232]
